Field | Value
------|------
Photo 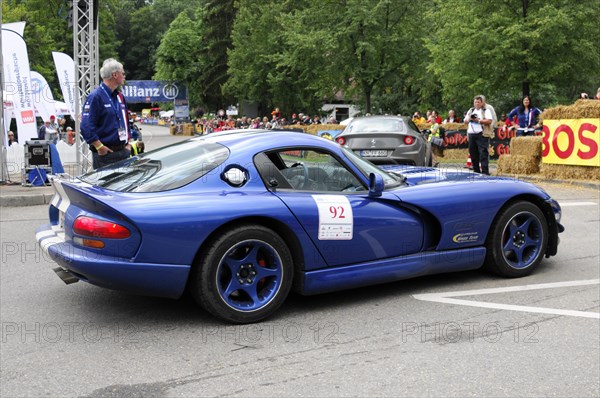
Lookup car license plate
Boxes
[361,150,388,157]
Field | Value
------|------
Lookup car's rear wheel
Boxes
[484,201,548,277]
[191,224,293,323]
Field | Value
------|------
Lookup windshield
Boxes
[79,139,229,192]
[342,147,404,188]
[345,118,406,133]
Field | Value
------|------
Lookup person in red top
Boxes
[428,110,442,124]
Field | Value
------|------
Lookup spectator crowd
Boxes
[194,108,339,134]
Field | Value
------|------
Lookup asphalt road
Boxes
[0,132,598,397]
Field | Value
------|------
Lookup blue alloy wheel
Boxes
[501,211,543,269]
[192,224,293,323]
[216,239,283,311]
[485,201,548,277]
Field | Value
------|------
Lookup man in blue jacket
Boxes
[81,58,130,169]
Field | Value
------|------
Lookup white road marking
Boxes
[560,202,598,207]
[413,279,600,319]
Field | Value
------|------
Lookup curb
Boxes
[0,192,55,207]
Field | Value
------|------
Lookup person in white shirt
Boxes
[464,95,493,175]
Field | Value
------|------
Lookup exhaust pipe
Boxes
[53,267,79,285]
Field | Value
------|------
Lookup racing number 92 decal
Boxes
[313,195,354,240]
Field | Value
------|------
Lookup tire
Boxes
[191,224,293,323]
[484,201,548,277]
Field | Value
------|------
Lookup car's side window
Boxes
[255,149,366,193]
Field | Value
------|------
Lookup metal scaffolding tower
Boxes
[73,0,99,174]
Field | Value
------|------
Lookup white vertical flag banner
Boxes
[3,22,26,36]
[2,28,37,143]
[52,52,76,116]
[30,71,56,123]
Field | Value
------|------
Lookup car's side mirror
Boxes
[368,173,384,197]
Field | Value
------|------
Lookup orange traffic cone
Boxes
[465,156,472,169]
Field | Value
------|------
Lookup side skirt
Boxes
[301,248,486,295]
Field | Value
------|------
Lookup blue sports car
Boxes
[37,129,564,323]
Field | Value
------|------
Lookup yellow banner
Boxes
[542,119,600,167]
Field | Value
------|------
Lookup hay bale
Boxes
[496,154,513,174]
[441,122,467,131]
[540,163,600,181]
[541,99,600,120]
[183,123,195,136]
[303,124,343,136]
[497,154,540,175]
[443,148,470,160]
[510,136,543,157]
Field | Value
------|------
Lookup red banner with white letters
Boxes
[443,128,519,160]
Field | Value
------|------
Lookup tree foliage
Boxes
[225,0,310,115]
[116,0,192,80]
[4,0,599,115]
[426,0,600,113]
[2,0,121,101]
[152,0,236,111]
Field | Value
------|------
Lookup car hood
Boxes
[380,165,503,186]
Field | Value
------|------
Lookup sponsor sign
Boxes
[174,99,189,118]
[52,52,76,116]
[30,71,55,122]
[542,119,600,167]
[443,128,519,160]
[3,21,26,36]
[2,28,37,142]
[121,81,187,103]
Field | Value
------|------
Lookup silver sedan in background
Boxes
[335,115,432,166]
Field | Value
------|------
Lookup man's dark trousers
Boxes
[468,133,490,175]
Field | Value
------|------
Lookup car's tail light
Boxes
[403,136,415,145]
[73,216,131,239]
[336,137,346,145]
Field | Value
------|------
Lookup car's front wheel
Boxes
[191,224,293,323]
[484,201,548,277]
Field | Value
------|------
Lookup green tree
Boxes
[115,0,192,80]
[224,0,314,116]
[227,0,433,116]
[194,0,236,111]
[151,0,236,111]
[3,0,70,98]
[3,0,122,100]
[426,0,600,113]
[154,11,203,105]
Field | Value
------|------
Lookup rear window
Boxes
[345,118,406,133]
[79,140,229,192]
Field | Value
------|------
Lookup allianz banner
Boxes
[121,81,187,103]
